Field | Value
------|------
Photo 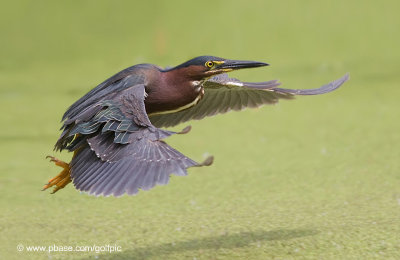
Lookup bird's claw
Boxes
[43,156,71,193]
[46,155,57,163]
[46,155,69,168]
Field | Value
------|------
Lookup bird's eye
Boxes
[205,61,214,68]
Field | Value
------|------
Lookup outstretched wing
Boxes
[149,73,349,128]
[57,75,211,197]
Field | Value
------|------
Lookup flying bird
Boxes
[43,56,349,197]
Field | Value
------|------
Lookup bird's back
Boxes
[62,64,157,124]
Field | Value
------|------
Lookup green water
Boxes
[1,1,399,259]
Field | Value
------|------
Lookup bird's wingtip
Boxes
[177,125,192,134]
[200,156,214,166]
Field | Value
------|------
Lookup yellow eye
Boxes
[205,61,214,68]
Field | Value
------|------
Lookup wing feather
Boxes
[61,70,211,196]
[62,66,347,197]
[149,73,349,128]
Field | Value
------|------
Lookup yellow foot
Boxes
[43,156,71,194]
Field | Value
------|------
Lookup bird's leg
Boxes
[42,156,71,194]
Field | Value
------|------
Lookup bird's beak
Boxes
[214,59,269,72]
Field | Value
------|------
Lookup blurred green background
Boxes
[1,0,399,259]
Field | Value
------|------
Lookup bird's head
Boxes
[169,56,269,80]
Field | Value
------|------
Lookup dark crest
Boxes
[170,56,225,70]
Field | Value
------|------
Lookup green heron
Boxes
[43,56,349,197]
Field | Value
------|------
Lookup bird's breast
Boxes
[145,79,204,116]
